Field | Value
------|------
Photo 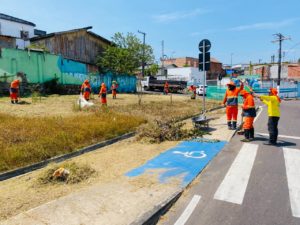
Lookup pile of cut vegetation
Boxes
[38,162,96,185]
[137,118,206,143]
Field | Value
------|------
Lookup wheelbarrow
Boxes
[192,114,211,130]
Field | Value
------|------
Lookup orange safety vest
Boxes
[81,83,91,93]
[223,84,243,106]
[10,80,20,93]
[242,93,256,117]
[10,80,20,89]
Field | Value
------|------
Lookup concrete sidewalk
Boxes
[1,112,239,225]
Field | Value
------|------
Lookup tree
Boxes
[146,64,159,76]
[97,32,154,75]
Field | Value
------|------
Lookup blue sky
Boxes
[1,0,300,65]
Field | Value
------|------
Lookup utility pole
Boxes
[138,30,146,77]
[230,53,234,68]
[161,40,165,78]
[272,33,290,93]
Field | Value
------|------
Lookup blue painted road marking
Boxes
[126,141,227,187]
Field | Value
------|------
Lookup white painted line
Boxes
[254,106,263,123]
[257,133,300,140]
[214,143,258,205]
[283,148,300,218]
[174,195,201,225]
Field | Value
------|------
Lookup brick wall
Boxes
[288,65,300,79]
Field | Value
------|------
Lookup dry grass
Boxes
[38,162,96,185]
[0,94,219,173]
[0,111,145,172]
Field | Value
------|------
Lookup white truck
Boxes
[141,76,187,93]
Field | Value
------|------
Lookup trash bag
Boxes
[77,94,94,108]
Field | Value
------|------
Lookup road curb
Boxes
[0,132,136,181]
[130,190,183,225]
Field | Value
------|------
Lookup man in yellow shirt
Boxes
[258,88,281,145]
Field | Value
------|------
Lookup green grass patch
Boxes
[0,112,145,173]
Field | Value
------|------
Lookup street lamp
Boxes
[138,30,146,77]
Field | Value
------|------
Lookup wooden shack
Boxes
[30,27,111,66]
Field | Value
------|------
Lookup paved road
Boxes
[160,100,300,225]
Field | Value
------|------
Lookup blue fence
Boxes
[89,73,136,93]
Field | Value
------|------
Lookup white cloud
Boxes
[229,18,300,31]
[153,8,211,23]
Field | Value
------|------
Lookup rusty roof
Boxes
[30,26,111,44]
[0,13,35,26]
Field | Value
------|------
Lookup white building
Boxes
[159,67,205,85]
[270,64,288,79]
[0,13,38,49]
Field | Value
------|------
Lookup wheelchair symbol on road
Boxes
[173,151,207,159]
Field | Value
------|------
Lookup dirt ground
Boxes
[0,138,179,220]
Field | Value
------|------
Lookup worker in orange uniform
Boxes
[10,79,20,104]
[223,80,244,130]
[81,79,91,101]
[189,85,197,99]
[164,81,169,95]
[111,81,118,99]
[98,82,107,105]
[240,90,256,142]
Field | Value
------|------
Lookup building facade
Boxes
[30,27,111,67]
[0,13,36,49]
[162,57,223,80]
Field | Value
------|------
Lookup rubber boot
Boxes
[227,121,232,130]
[15,99,18,104]
[232,121,237,130]
[249,128,254,140]
[241,129,250,142]
[11,100,14,104]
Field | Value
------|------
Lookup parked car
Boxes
[196,85,207,96]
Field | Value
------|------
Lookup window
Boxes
[20,30,29,40]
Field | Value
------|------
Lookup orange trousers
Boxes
[101,96,107,104]
[10,92,18,100]
[243,117,254,129]
[112,90,117,97]
[226,106,238,122]
[83,91,90,100]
